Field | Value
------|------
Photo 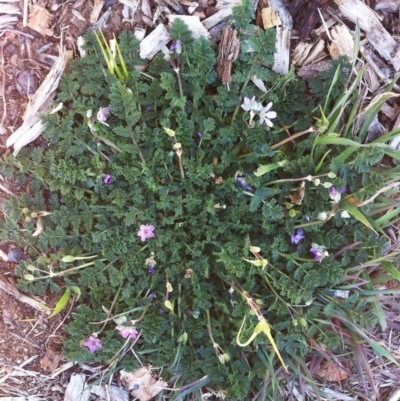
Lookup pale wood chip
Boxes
[261,7,281,29]
[139,24,171,59]
[64,374,91,401]
[0,277,48,313]
[90,0,104,23]
[336,0,400,71]
[202,8,232,30]
[169,15,210,39]
[328,24,353,60]
[91,385,130,401]
[273,26,290,75]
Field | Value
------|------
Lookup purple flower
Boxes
[116,326,138,339]
[148,267,155,275]
[197,132,203,139]
[305,215,310,222]
[97,106,111,126]
[158,309,164,314]
[170,39,181,54]
[236,176,252,192]
[310,247,323,262]
[310,243,328,262]
[339,187,346,194]
[146,106,152,112]
[148,292,157,298]
[103,174,113,184]
[330,187,341,203]
[291,228,304,244]
[259,102,277,127]
[83,336,102,353]
[137,224,155,242]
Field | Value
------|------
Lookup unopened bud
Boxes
[323,182,333,188]
[30,212,38,218]
[26,265,36,271]
[22,208,29,214]
[299,318,308,327]
[327,172,336,178]
[25,217,32,223]
[62,255,76,263]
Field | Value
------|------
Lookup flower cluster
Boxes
[241,96,276,127]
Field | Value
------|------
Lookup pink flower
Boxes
[116,326,138,339]
[83,336,102,353]
[137,224,155,242]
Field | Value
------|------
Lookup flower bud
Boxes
[299,318,308,327]
[30,212,38,218]
[313,179,320,186]
[62,255,76,263]
[24,274,35,281]
[323,182,333,188]
[22,208,29,214]
[25,217,32,223]
[327,172,336,178]
[292,319,298,326]
[26,265,36,271]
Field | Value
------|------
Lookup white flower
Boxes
[259,102,277,127]
[317,212,328,220]
[341,210,350,218]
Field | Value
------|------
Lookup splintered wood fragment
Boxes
[269,0,292,75]
[91,385,130,401]
[0,14,18,29]
[0,276,49,312]
[64,374,91,401]
[141,0,153,26]
[216,0,242,8]
[336,0,400,71]
[163,0,186,14]
[0,3,21,14]
[302,38,325,66]
[273,26,290,74]
[261,7,281,29]
[328,24,353,59]
[139,24,171,59]
[7,48,71,155]
[375,0,400,12]
[168,15,209,39]
[203,8,232,30]
[90,0,104,23]
[217,24,240,86]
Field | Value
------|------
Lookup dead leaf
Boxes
[40,347,62,373]
[120,368,168,401]
[32,216,43,237]
[328,24,353,60]
[315,360,349,382]
[215,176,223,184]
[27,5,53,36]
[288,181,305,205]
[261,7,281,29]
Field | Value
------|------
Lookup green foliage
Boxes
[1,8,399,400]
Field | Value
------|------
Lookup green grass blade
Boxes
[341,200,380,234]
